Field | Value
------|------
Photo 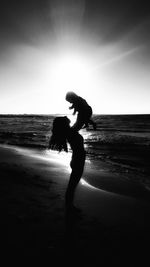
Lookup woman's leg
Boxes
[65,169,83,208]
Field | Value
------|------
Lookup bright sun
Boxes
[47,52,93,111]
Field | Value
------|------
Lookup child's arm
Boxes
[72,108,77,115]
[69,104,74,110]
[69,104,77,115]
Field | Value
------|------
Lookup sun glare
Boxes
[47,52,93,112]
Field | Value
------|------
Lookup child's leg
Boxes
[82,107,92,128]
[84,107,97,129]
[89,119,97,130]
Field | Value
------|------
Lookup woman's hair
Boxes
[49,116,70,152]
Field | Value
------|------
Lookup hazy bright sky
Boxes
[0,0,150,114]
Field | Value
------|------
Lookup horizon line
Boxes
[0,113,149,116]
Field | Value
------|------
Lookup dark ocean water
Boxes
[0,114,150,185]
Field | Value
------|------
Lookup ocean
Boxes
[0,114,150,186]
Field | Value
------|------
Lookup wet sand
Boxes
[1,144,150,265]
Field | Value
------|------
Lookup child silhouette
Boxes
[65,91,96,131]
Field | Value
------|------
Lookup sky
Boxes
[0,0,150,114]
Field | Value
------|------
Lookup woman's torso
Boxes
[67,129,86,168]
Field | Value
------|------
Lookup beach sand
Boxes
[1,144,150,265]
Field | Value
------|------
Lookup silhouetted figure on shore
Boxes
[65,91,96,131]
[49,116,86,211]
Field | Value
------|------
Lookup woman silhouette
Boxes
[49,116,86,211]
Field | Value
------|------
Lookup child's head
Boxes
[65,91,78,103]
[49,116,70,152]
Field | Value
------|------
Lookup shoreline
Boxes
[1,144,150,264]
[1,143,150,200]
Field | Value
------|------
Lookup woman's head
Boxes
[49,116,70,152]
[65,91,78,103]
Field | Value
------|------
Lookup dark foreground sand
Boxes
[1,144,150,265]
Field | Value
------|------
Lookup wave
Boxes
[0,114,150,184]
